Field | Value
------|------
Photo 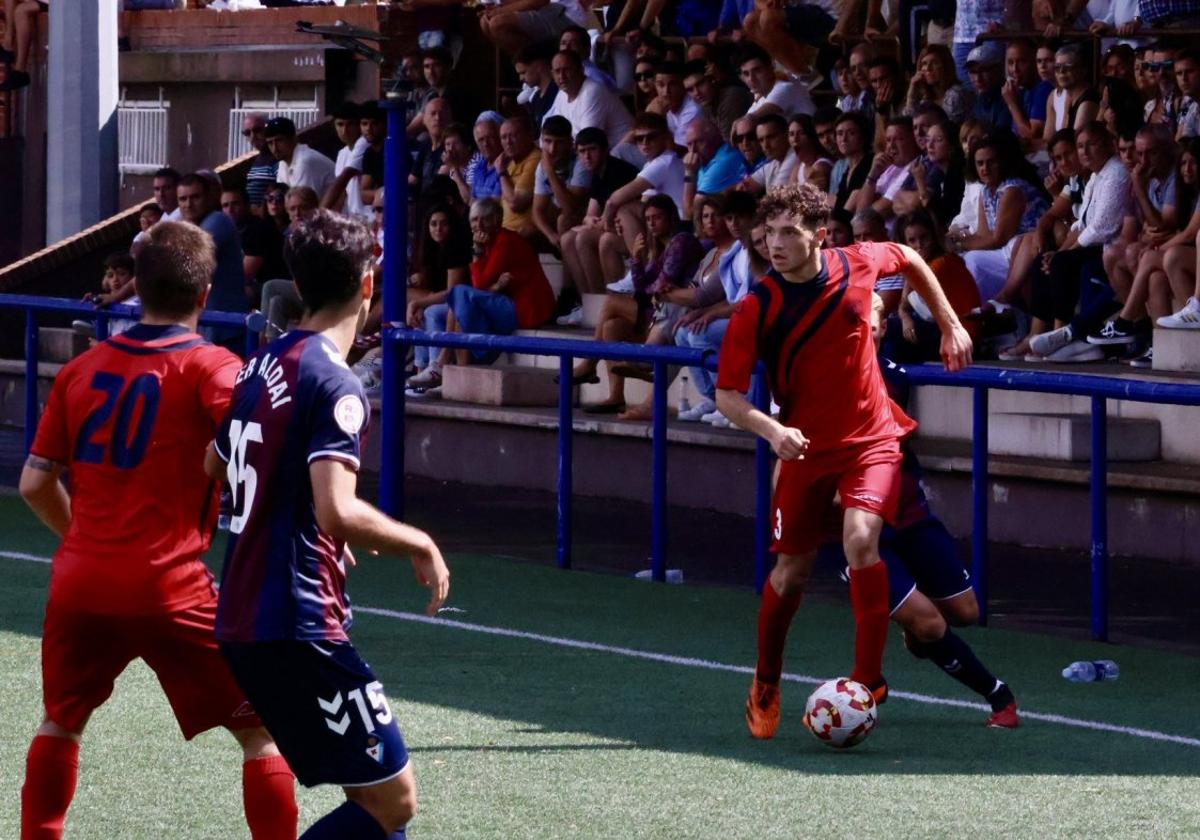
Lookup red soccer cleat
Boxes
[746,676,781,739]
[865,677,889,706]
[986,701,1020,729]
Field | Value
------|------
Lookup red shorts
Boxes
[41,592,261,739]
[770,438,903,555]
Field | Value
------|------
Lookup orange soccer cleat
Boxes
[865,676,889,706]
[746,676,781,739]
[986,701,1020,729]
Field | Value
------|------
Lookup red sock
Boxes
[21,734,79,840]
[755,580,803,684]
[849,561,891,685]
[243,755,298,840]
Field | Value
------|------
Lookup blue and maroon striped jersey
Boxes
[213,330,369,643]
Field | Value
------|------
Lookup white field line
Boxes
[3,551,1197,749]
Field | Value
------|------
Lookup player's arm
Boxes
[19,455,71,538]
[203,441,225,481]
[310,458,450,616]
[716,389,809,460]
[894,243,973,371]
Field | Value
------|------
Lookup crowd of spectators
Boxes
[87,0,1200,417]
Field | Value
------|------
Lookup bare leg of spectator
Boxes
[743,6,817,78]
[993,233,1037,307]
[572,294,637,384]
[2,0,15,53]
[13,0,38,72]
[1163,245,1196,313]
[574,226,608,293]
[616,204,644,254]
[482,13,527,57]
[599,231,629,284]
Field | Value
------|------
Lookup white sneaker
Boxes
[707,411,733,429]
[1029,325,1073,357]
[1044,340,1104,363]
[556,305,584,327]
[606,273,635,294]
[1156,297,1200,329]
[677,399,715,422]
[408,364,442,387]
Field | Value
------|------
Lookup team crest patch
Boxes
[365,735,384,764]
[334,394,365,435]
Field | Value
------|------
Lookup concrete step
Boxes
[39,327,87,364]
[539,253,565,301]
[989,412,1160,462]
[1152,327,1200,373]
[440,363,559,407]
[579,362,707,412]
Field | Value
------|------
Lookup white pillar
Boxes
[46,0,119,243]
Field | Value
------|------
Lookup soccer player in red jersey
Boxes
[715,183,973,739]
[18,222,298,840]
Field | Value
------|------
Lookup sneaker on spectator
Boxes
[1029,325,1073,357]
[408,363,442,388]
[556,305,584,327]
[606,273,635,294]
[1156,296,1200,329]
[708,413,733,429]
[1086,320,1136,345]
[1044,340,1104,363]
[1023,352,1046,363]
[71,319,96,339]
[677,399,715,422]
[1128,347,1154,368]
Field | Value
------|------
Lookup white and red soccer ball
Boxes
[803,678,878,748]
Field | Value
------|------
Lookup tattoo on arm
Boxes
[25,455,59,472]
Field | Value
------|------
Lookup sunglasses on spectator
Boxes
[633,132,660,144]
[1147,60,1174,70]
[734,132,755,142]
[635,71,655,81]
[266,194,285,203]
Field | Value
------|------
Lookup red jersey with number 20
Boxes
[29,324,242,616]
[716,242,917,455]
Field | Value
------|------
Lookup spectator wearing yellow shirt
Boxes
[495,114,542,237]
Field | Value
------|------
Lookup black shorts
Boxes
[221,639,409,788]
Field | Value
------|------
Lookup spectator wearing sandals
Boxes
[409,198,556,389]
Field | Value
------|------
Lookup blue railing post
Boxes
[650,360,668,581]
[23,309,38,454]
[95,312,109,341]
[1090,396,1109,642]
[751,371,772,594]
[379,96,409,520]
[556,354,573,570]
[971,386,989,626]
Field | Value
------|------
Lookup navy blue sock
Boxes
[389,831,407,839]
[915,629,1009,710]
[300,801,387,840]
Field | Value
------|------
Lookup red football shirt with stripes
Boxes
[716,241,918,454]
[29,324,242,615]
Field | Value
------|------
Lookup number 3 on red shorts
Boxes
[773,508,783,541]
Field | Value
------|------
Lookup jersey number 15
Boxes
[226,419,262,535]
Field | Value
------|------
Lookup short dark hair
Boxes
[682,59,707,80]
[723,191,758,218]
[153,167,181,185]
[283,210,375,314]
[333,101,361,121]
[104,252,135,274]
[760,183,831,229]
[423,45,452,66]
[177,173,208,192]
[141,202,163,217]
[735,43,771,69]
[575,126,608,148]
[835,110,872,138]
[1049,128,1076,150]
[263,117,296,139]
[553,48,584,71]
[654,61,685,78]
[135,221,216,319]
[812,106,842,127]
[632,111,669,135]
[886,114,915,132]
[560,24,589,42]
[359,101,384,123]
[518,41,555,65]
[754,112,787,134]
[443,122,472,145]
[541,115,573,139]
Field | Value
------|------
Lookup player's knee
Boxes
[348,775,417,832]
[903,610,946,647]
[771,556,811,595]
[943,593,980,627]
[842,527,877,568]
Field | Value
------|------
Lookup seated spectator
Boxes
[220,186,287,299]
[648,62,704,149]
[408,46,474,137]
[1143,44,1183,132]
[786,114,834,192]
[905,44,975,125]
[1099,76,1149,141]
[827,208,854,246]
[84,252,137,308]
[572,194,703,413]
[1043,45,1099,143]
[533,115,590,249]
[322,101,369,219]
[177,173,247,349]
[240,113,278,215]
[479,0,587,58]
[840,44,876,120]
[0,0,39,90]
[412,98,451,200]
[152,167,182,222]
[1174,49,1200,139]
[852,115,921,225]
[559,25,619,91]
[885,211,981,362]
[851,207,904,312]
[966,42,1013,133]
[548,48,634,153]
[633,56,659,111]
[737,44,815,119]
[497,114,542,237]
[683,58,753,141]
[131,203,163,254]
[469,113,505,201]
[1002,39,1053,152]
[1103,44,1137,89]
[737,113,797,195]
[1106,124,1180,301]
[559,127,640,312]
[947,118,989,235]
[1102,139,1200,362]
[284,186,319,228]
[1036,42,1057,87]
[812,106,841,159]
[263,183,290,233]
[682,118,747,217]
[410,198,557,389]
[1024,123,1131,363]
[515,42,559,128]
[406,204,472,380]
[265,117,336,198]
[730,116,765,173]
[355,101,387,208]
[867,56,907,148]
[440,122,483,208]
[892,116,965,227]
[828,110,874,214]
[948,135,1048,302]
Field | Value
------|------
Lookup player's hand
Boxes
[940,322,974,372]
[411,539,450,616]
[343,546,357,569]
[770,424,809,460]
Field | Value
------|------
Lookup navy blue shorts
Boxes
[221,640,409,788]
[821,517,973,614]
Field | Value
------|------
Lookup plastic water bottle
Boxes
[677,372,691,415]
[634,568,684,584]
[1061,660,1120,682]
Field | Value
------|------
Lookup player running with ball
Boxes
[715,183,973,739]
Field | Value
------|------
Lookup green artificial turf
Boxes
[0,495,1197,838]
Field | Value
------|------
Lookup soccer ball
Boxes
[802,678,878,749]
